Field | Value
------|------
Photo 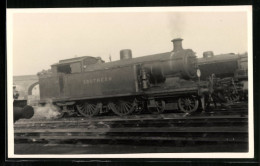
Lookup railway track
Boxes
[15,114,247,129]
[14,102,248,153]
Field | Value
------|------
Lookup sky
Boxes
[9,8,250,76]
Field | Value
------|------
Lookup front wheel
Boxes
[178,96,199,113]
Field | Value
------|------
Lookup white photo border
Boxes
[7,6,254,159]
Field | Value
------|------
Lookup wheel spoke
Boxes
[76,102,101,117]
[188,106,191,111]
[120,104,124,113]
[124,104,129,113]
[90,104,95,111]
[89,106,93,114]
[190,103,195,107]
[110,99,136,116]
[178,97,199,113]
[125,103,131,109]
[120,104,125,113]
[184,105,188,110]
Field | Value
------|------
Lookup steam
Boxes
[167,13,186,38]
[32,100,62,120]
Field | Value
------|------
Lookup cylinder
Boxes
[120,49,132,60]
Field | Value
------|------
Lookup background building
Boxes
[13,75,39,105]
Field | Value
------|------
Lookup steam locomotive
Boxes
[38,38,211,117]
[197,51,248,104]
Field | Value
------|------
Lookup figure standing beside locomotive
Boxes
[36,38,248,118]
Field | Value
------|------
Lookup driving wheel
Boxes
[76,102,102,117]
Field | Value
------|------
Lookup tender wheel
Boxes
[148,100,165,114]
[108,100,137,116]
[178,96,199,113]
[76,102,102,118]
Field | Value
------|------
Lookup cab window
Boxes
[57,62,81,74]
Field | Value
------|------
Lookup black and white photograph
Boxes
[7,6,253,158]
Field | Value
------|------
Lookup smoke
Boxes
[32,100,62,120]
[167,13,186,38]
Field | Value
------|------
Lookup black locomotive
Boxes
[197,51,248,104]
[38,38,210,117]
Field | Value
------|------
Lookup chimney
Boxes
[171,38,183,52]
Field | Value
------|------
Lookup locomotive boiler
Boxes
[38,38,209,118]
